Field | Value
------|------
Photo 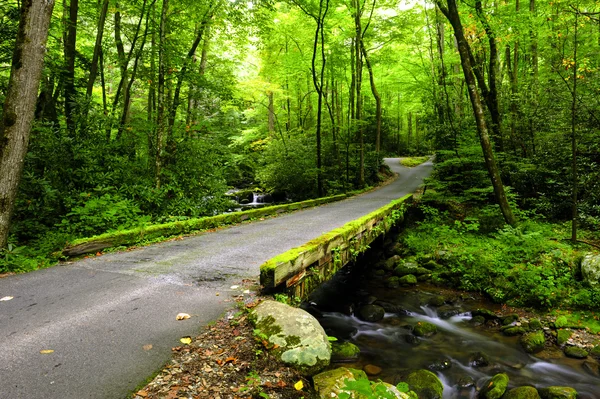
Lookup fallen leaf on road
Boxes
[143,344,153,351]
[180,336,192,345]
[0,296,13,301]
[294,380,304,390]
[136,390,148,397]
[40,349,54,354]
[176,313,191,320]
[230,285,239,289]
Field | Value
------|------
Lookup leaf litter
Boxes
[134,284,316,399]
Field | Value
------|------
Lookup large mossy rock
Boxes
[313,367,411,399]
[520,331,546,353]
[405,369,444,399]
[581,253,600,287]
[538,386,578,399]
[503,386,541,399]
[251,300,330,375]
[478,373,509,399]
[398,274,418,285]
[556,329,573,346]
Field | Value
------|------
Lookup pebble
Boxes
[364,364,382,376]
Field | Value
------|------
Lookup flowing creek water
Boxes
[308,267,600,398]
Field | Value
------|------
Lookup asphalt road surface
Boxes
[0,158,433,399]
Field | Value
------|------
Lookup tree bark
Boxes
[571,11,579,242]
[436,0,517,227]
[63,0,79,134]
[0,0,56,249]
[85,0,109,99]
[360,40,382,154]
[155,0,169,188]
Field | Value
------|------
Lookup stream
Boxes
[308,266,600,398]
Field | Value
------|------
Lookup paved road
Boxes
[0,158,432,399]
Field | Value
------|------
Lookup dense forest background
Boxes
[0,0,598,271]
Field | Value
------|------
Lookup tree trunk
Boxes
[63,0,79,135]
[85,0,109,99]
[0,0,56,249]
[571,11,579,242]
[407,112,412,153]
[436,0,517,227]
[155,0,169,188]
[268,91,275,134]
[360,40,382,154]
[353,0,364,187]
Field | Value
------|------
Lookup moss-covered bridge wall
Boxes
[260,194,412,299]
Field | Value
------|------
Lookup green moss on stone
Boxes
[520,331,546,353]
[557,329,573,346]
[502,326,527,336]
[529,318,543,331]
[405,369,443,399]
[538,386,578,399]
[399,274,417,285]
[331,342,361,360]
[503,386,541,399]
[564,346,588,359]
[479,373,509,399]
[414,321,438,337]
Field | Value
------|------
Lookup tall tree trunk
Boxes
[268,91,275,134]
[0,0,56,249]
[407,112,412,153]
[571,11,579,242]
[360,40,382,154]
[63,0,79,135]
[155,0,169,188]
[436,0,517,227]
[353,0,364,187]
[85,0,109,99]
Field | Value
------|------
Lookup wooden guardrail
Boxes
[260,194,412,299]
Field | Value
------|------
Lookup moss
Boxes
[259,194,413,291]
[399,274,417,285]
[405,369,443,399]
[556,329,573,346]
[528,318,543,331]
[520,331,546,353]
[331,342,360,360]
[538,386,578,399]
[479,373,510,399]
[64,192,358,257]
[564,346,588,359]
[413,321,438,337]
[503,386,541,399]
[502,326,527,336]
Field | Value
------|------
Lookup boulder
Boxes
[503,386,541,399]
[556,329,573,346]
[502,314,519,325]
[538,386,578,399]
[413,321,438,337]
[472,308,498,320]
[363,364,382,376]
[331,341,360,361]
[398,274,418,285]
[590,345,600,359]
[520,331,545,353]
[528,318,543,331]
[251,300,330,375]
[313,367,411,399]
[564,346,588,359]
[581,253,600,287]
[469,351,490,368]
[394,262,430,277]
[479,373,509,399]
[385,255,402,271]
[502,326,527,336]
[357,304,385,322]
[386,276,400,289]
[405,369,444,399]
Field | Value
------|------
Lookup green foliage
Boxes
[400,156,430,168]
[403,202,592,309]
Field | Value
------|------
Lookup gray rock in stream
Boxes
[356,304,385,322]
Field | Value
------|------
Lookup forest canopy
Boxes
[0,0,598,271]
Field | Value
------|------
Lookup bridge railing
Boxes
[260,194,412,299]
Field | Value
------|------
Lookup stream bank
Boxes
[306,239,600,398]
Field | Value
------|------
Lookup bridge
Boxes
[0,158,432,399]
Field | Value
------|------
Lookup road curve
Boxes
[0,158,432,399]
